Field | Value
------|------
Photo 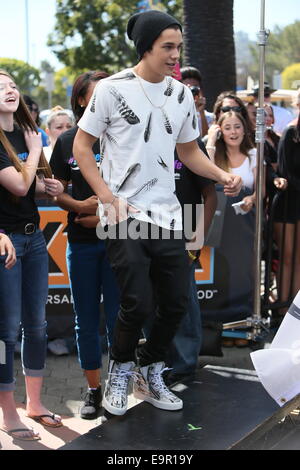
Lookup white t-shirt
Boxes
[230,148,256,191]
[78,68,199,230]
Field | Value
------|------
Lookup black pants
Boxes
[104,219,189,366]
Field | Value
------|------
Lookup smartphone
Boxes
[172,63,182,81]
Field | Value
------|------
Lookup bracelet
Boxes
[206,145,216,151]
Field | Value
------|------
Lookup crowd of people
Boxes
[0,9,299,441]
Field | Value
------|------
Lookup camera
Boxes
[190,86,201,97]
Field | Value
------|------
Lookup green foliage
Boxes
[48,0,182,73]
[34,66,77,110]
[249,21,300,83]
[282,63,300,90]
[0,58,40,94]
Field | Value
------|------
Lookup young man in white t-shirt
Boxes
[73,10,242,416]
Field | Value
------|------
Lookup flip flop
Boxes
[27,413,63,428]
[0,427,41,441]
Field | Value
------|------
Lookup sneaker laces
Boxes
[108,369,138,399]
[148,367,176,397]
[81,388,100,406]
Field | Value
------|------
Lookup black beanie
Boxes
[127,10,182,59]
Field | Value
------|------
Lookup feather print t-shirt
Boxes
[78,68,199,230]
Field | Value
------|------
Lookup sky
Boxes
[0,0,299,71]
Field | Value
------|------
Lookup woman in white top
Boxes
[206,110,256,212]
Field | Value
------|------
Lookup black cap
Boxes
[127,10,182,60]
[248,82,277,96]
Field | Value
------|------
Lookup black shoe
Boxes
[164,372,195,387]
[80,386,102,420]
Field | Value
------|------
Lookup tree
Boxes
[0,58,40,94]
[282,63,300,90]
[182,0,236,110]
[249,21,300,85]
[34,66,77,110]
[48,0,182,74]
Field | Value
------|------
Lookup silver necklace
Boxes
[134,70,169,109]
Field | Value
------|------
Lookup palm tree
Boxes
[182,0,236,111]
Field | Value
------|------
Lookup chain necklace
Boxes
[134,69,169,110]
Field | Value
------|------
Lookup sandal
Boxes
[1,426,40,441]
[27,413,62,428]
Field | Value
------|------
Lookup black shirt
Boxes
[278,126,300,191]
[174,139,214,232]
[50,126,101,243]
[0,126,39,233]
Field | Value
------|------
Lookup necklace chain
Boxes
[134,70,169,109]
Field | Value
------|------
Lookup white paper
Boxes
[251,291,300,406]
[231,200,248,215]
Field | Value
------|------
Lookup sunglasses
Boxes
[28,106,38,112]
[221,105,242,113]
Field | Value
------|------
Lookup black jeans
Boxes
[104,219,189,366]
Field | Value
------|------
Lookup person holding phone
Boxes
[180,66,213,137]
[0,70,64,441]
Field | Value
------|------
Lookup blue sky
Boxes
[0,0,299,70]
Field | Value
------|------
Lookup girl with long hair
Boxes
[0,70,64,440]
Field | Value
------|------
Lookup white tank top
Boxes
[230,148,257,191]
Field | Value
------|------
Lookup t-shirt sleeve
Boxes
[77,81,111,138]
[176,88,200,144]
[0,152,13,171]
[49,137,70,181]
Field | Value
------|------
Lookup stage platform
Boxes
[59,365,300,451]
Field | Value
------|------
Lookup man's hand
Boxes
[223,174,242,197]
[101,197,140,225]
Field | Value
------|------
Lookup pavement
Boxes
[0,345,255,450]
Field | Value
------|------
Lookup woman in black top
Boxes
[0,70,64,440]
[274,114,300,308]
[50,71,120,420]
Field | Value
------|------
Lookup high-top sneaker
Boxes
[102,360,135,415]
[133,362,183,411]
[80,386,102,420]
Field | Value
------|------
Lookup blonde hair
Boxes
[46,107,74,129]
[0,69,51,179]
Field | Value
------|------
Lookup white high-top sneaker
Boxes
[102,360,136,415]
[133,362,183,411]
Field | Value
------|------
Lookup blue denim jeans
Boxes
[0,230,48,391]
[66,241,120,370]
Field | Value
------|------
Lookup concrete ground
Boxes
[0,345,255,450]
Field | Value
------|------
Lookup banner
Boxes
[195,186,255,323]
[38,206,74,339]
